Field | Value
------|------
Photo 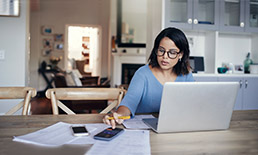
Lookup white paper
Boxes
[13,122,151,155]
[86,130,150,155]
[122,115,155,129]
[13,122,109,146]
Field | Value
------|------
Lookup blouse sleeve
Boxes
[118,69,146,116]
[186,72,195,82]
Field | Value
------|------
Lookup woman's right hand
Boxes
[103,112,124,129]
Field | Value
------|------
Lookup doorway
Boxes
[65,25,101,77]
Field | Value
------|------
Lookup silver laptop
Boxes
[143,82,239,133]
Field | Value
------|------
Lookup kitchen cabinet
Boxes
[217,76,244,110]
[220,0,258,33]
[245,0,258,33]
[242,77,258,109]
[218,76,258,110]
[219,0,245,32]
[193,75,258,110]
[164,0,219,31]
[164,0,258,33]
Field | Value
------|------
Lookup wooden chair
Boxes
[0,87,37,115]
[45,88,125,115]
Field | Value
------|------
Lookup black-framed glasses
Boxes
[156,47,180,59]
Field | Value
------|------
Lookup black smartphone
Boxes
[71,126,89,136]
[93,127,124,141]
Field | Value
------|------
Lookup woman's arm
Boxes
[116,105,131,116]
[103,65,148,128]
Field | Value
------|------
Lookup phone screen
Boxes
[93,127,124,141]
[71,126,89,136]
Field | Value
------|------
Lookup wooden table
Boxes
[0,111,258,155]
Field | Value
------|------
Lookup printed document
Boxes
[13,122,109,146]
[13,122,151,154]
[123,115,155,129]
[86,130,150,155]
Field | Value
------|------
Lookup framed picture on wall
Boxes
[41,25,54,35]
[42,38,53,48]
[54,34,64,42]
[54,42,64,51]
[0,0,20,17]
[42,48,52,56]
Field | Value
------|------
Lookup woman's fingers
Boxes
[110,119,116,129]
[103,115,111,125]
[103,112,124,129]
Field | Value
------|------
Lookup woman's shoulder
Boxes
[131,65,152,80]
[135,65,150,74]
[177,72,194,82]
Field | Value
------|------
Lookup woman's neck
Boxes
[150,65,177,85]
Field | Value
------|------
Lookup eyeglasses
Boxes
[156,47,180,59]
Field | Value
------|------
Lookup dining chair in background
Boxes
[0,87,37,115]
[45,88,125,115]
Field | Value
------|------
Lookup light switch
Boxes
[0,50,5,60]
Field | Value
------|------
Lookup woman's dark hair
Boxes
[148,27,191,75]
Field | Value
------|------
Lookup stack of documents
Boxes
[13,122,150,155]
[13,122,108,146]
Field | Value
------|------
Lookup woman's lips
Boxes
[161,60,169,66]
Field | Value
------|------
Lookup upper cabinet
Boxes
[219,0,245,32]
[220,0,258,33]
[245,0,258,33]
[164,0,219,31]
[164,0,258,33]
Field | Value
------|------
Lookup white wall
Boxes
[29,0,111,91]
[146,0,163,61]
[217,33,251,68]
[0,0,30,114]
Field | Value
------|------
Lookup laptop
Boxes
[143,82,239,133]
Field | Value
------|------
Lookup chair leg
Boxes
[50,91,59,115]
[22,90,32,115]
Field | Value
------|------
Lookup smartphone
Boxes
[71,126,89,136]
[93,127,124,141]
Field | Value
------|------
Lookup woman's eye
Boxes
[159,49,165,53]
[169,51,177,55]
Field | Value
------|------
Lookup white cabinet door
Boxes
[242,77,258,110]
[218,77,243,110]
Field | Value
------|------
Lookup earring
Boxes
[179,58,181,62]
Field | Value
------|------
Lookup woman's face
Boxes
[156,37,183,71]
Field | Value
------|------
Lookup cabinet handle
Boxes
[193,19,198,24]
[188,18,192,24]
[239,80,242,88]
[240,22,245,27]
[245,80,248,88]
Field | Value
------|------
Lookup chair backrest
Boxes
[45,88,125,115]
[0,87,37,115]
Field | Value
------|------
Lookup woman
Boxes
[103,27,194,128]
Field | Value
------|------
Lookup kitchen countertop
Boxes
[193,73,258,77]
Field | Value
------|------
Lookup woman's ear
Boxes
[179,52,184,59]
